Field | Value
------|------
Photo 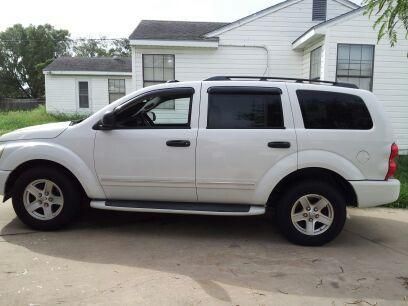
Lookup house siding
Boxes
[131,0,354,90]
[132,46,268,89]
[216,0,353,77]
[45,74,132,114]
[323,11,408,152]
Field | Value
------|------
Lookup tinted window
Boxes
[207,89,284,129]
[297,90,373,130]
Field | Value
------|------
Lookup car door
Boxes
[94,84,200,202]
[196,81,297,205]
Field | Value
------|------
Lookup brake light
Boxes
[385,143,398,180]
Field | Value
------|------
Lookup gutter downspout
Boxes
[218,44,269,76]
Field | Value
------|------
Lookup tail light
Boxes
[385,143,398,180]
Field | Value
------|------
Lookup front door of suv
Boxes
[94,84,200,202]
[196,82,297,205]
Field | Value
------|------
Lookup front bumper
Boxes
[0,170,11,197]
[350,179,400,208]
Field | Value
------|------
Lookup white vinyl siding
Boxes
[132,47,268,89]
[216,0,352,78]
[324,10,408,152]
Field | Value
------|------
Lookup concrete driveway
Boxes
[0,198,407,305]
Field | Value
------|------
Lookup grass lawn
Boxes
[388,155,408,208]
[0,105,86,136]
[0,106,406,208]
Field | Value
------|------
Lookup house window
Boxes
[108,79,126,103]
[78,81,89,109]
[310,47,322,80]
[143,54,175,109]
[312,0,327,21]
[336,44,375,91]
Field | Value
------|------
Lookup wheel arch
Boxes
[4,159,87,202]
[267,167,358,209]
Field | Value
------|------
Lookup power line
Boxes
[0,38,128,43]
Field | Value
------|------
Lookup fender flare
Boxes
[253,150,364,205]
[1,141,105,199]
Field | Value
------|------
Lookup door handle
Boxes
[166,140,191,147]
[268,141,291,149]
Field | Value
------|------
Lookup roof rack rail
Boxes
[166,80,179,83]
[203,76,358,89]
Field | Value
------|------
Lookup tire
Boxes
[12,167,81,230]
[276,180,346,246]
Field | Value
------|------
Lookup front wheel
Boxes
[12,167,81,230]
[276,181,347,246]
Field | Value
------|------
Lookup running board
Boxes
[90,200,265,216]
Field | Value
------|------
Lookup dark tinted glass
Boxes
[207,92,284,129]
[297,90,373,129]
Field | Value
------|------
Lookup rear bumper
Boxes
[0,170,10,196]
[350,179,400,208]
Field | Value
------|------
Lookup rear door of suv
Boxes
[196,81,297,205]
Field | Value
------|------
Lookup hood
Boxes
[0,122,71,142]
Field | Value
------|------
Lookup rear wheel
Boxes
[276,181,346,246]
[12,167,81,230]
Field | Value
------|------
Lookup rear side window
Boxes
[207,87,284,129]
[296,90,373,130]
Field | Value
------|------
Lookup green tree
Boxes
[0,24,71,98]
[364,0,408,46]
[73,38,130,57]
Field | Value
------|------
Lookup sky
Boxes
[0,0,362,38]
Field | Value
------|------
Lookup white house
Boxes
[44,0,408,153]
[43,57,133,113]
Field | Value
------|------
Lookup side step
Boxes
[90,200,265,216]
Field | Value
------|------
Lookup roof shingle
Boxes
[43,57,132,72]
[129,20,230,41]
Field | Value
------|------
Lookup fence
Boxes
[0,98,45,111]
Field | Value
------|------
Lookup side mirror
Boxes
[100,111,116,130]
[147,111,156,122]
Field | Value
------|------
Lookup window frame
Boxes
[335,43,375,91]
[309,46,322,80]
[108,87,194,130]
[206,86,285,130]
[108,79,126,103]
[142,54,176,109]
[77,80,90,109]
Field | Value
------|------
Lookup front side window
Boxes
[108,79,126,103]
[310,47,322,80]
[296,90,373,130]
[336,44,374,91]
[143,54,175,109]
[207,88,284,129]
[114,88,193,129]
[78,81,89,109]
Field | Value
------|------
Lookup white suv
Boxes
[0,77,400,245]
